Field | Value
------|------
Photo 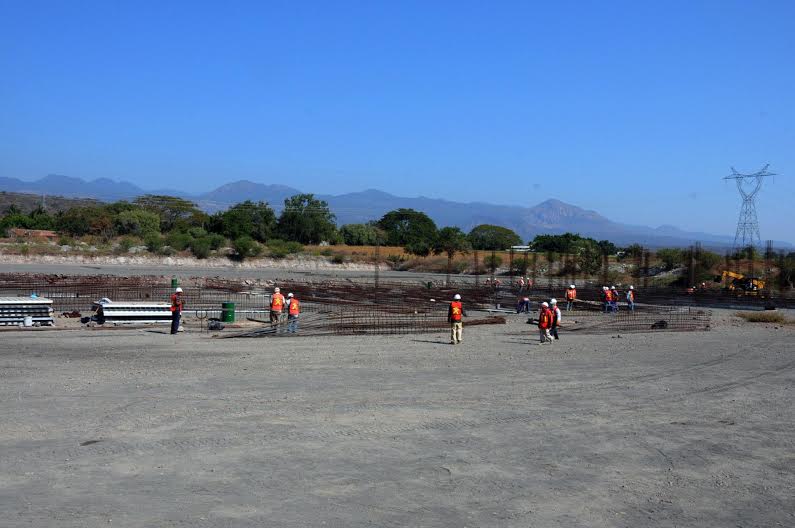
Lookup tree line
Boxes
[1,194,793,286]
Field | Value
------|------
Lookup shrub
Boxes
[188,227,208,239]
[331,253,347,264]
[484,254,503,270]
[145,234,164,253]
[190,237,212,259]
[116,237,136,254]
[166,232,192,251]
[232,236,261,261]
[114,209,160,237]
[206,233,226,250]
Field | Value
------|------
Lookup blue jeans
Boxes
[566,301,573,311]
[287,315,299,333]
[170,311,181,334]
[627,301,635,312]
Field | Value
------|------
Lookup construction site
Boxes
[1,259,793,528]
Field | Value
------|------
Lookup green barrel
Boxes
[221,302,236,323]
[171,277,179,288]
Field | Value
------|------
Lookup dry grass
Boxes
[735,311,791,324]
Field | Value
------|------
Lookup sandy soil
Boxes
[0,314,793,527]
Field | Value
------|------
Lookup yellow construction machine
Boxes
[717,271,765,294]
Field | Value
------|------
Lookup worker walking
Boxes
[286,293,300,333]
[626,286,636,312]
[448,294,464,345]
[170,287,184,335]
[565,284,576,311]
[601,286,610,312]
[538,301,553,345]
[610,286,619,313]
[270,287,285,326]
[550,298,562,340]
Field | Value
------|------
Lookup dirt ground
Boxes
[0,312,793,527]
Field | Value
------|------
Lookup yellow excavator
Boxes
[717,271,765,294]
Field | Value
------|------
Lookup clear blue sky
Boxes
[1,1,793,241]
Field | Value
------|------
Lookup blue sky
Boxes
[1,1,793,241]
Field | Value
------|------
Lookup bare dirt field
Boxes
[1,313,793,527]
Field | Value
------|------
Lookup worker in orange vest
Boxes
[270,287,285,326]
[538,301,553,344]
[565,284,577,311]
[610,286,619,313]
[448,294,464,344]
[286,293,300,333]
[170,287,184,335]
[601,286,610,312]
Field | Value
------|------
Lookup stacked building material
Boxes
[0,297,55,326]
[92,299,172,325]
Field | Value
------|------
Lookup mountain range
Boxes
[1,175,789,249]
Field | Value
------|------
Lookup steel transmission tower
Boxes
[723,164,774,250]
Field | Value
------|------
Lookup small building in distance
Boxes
[6,228,59,242]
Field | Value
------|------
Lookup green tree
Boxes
[530,233,589,253]
[377,208,437,253]
[433,227,471,260]
[56,206,115,237]
[339,223,384,246]
[210,201,276,242]
[134,195,202,232]
[276,194,337,244]
[115,209,161,237]
[468,224,522,250]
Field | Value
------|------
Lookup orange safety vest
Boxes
[566,288,576,300]
[170,294,183,312]
[628,290,634,301]
[271,293,285,312]
[288,298,300,316]
[538,308,551,329]
[450,301,463,322]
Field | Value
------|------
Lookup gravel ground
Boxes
[0,313,793,527]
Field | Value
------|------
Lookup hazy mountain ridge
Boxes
[1,175,789,248]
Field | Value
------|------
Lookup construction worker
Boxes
[610,286,619,312]
[448,294,464,344]
[170,287,184,335]
[516,296,530,313]
[270,287,285,326]
[626,285,636,312]
[565,284,576,311]
[538,301,553,344]
[286,293,300,333]
[601,286,610,312]
[518,277,525,291]
[550,298,562,340]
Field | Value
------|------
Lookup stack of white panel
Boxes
[92,299,172,325]
[0,297,55,326]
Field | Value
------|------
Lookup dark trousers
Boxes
[551,324,559,339]
[171,311,181,334]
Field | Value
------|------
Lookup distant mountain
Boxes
[0,174,184,202]
[0,175,790,249]
[196,180,301,212]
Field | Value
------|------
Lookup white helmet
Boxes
[175,287,183,293]
[570,284,575,289]
[610,286,616,290]
[274,287,280,293]
[541,301,549,307]
[453,294,461,300]
[629,285,634,290]
[602,286,608,290]
[287,292,294,298]
[550,298,557,304]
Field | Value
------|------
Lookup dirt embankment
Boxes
[0,253,377,272]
